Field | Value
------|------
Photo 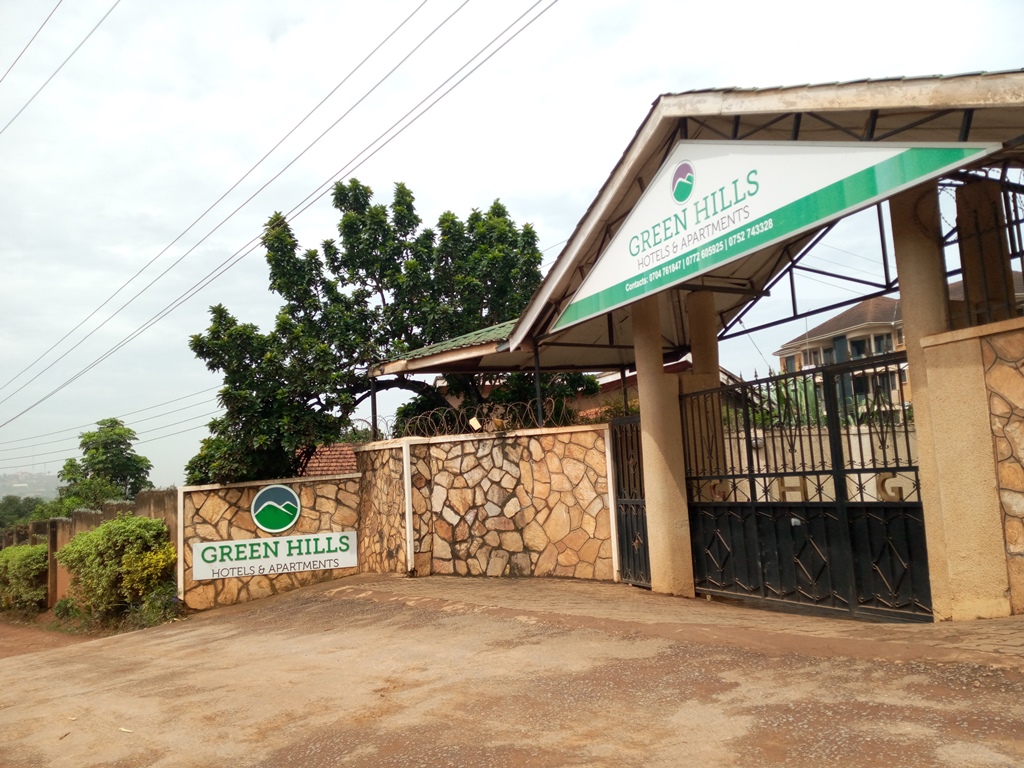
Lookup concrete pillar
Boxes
[633,295,695,596]
[683,291,721,391]
[891,181,1010,620]
[956,180,1014,325]
[681,291,727,484]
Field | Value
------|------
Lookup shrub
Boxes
[52,596,79,621]
[56,514,175,622]
[0,544,48,611]
[125,580,181,629]
[122,541,176,603]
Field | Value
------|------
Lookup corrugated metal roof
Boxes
[391,319,517,364]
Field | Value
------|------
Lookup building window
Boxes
[823,348,833,364]
[811,350,820,366]
[850,339,868,359]
[874,333,893,354]
[785,355,796,373]
[896,328,904,346]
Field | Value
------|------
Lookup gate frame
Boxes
[609,415,651,588]
[682,352,933,622]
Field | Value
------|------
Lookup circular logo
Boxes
[671,161,695,204]
[251,484,301,533]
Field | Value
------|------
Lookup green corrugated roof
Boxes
[389,319,517,364]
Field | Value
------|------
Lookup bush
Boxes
[0,544,48,611]
[122,541,177,603]
[125,580,181,629]
[56,514,176,624]
[52,596,79,621]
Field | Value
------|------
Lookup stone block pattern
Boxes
[984,329,1024,613]
[408,429,612,580]
[356,448,407,574]
[182,478,361,611]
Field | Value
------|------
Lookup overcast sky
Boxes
[2,0,1022,488]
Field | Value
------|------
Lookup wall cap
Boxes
[921,315,1024,350]
[354,423,608,452]
[181,472,361,493]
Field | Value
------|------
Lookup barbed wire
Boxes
[341,399,589,441]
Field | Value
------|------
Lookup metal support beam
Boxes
[370,377,379,441]
[533,347,544,426]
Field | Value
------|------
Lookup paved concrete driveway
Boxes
[3,574,1024,767]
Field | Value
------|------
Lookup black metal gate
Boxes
[610,416,650,587]
[681,352,932,621]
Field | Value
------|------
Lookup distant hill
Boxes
[0,472,59,500]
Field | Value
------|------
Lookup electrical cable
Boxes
[806,253,882,280]
[0,397,221,452]
[137,422,216,445]
[0,410,223,468]
[0,386,219,445]
[0,0,121,138]
[0,0,433,396]
[0,0,560,431]
[0,0,64,86]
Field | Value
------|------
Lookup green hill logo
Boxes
[251,485,301,533]
[672,160,696,204]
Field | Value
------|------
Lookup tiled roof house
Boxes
[302,443,358,476]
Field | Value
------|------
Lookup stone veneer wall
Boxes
[356,447,408,574]
[984,327,1024,612]
[402,427,612,579]
[181,475,361,610]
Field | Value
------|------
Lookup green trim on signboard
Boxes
[553,145,985,331]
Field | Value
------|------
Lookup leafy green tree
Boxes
[57,419,153,504]
[0,495,44,528]
[188,180,549,485]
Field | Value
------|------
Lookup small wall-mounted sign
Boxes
[192,531,358,581]
[251,484,301,533]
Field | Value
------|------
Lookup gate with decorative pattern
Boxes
[680,352,932,621]
[610,416,651,587]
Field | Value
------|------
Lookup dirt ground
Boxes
[0,616,93,660]
[2,575,1024,767]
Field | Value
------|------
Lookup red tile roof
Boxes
[302,444,359,476]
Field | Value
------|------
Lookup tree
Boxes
[187,180,557,485]
[0,495,44,529]
[59,419,153,503]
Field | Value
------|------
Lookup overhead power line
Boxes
[0,0,121,138]
[137,422,216,445]
[0,0,64,87]
[0,0,467,411]
[0,410,223,469]
[0,392,221,451]
[0,0,561,432]
[0,0,433,397]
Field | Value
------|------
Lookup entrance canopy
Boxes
[374,71,1024,377]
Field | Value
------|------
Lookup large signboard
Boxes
[552,140,999,331]
[192,531,358,580]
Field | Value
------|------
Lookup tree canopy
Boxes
[60,418,154,501]
[0,495,44,529]
[187,180,557,486]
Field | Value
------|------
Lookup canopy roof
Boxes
[374,70,1024,378]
